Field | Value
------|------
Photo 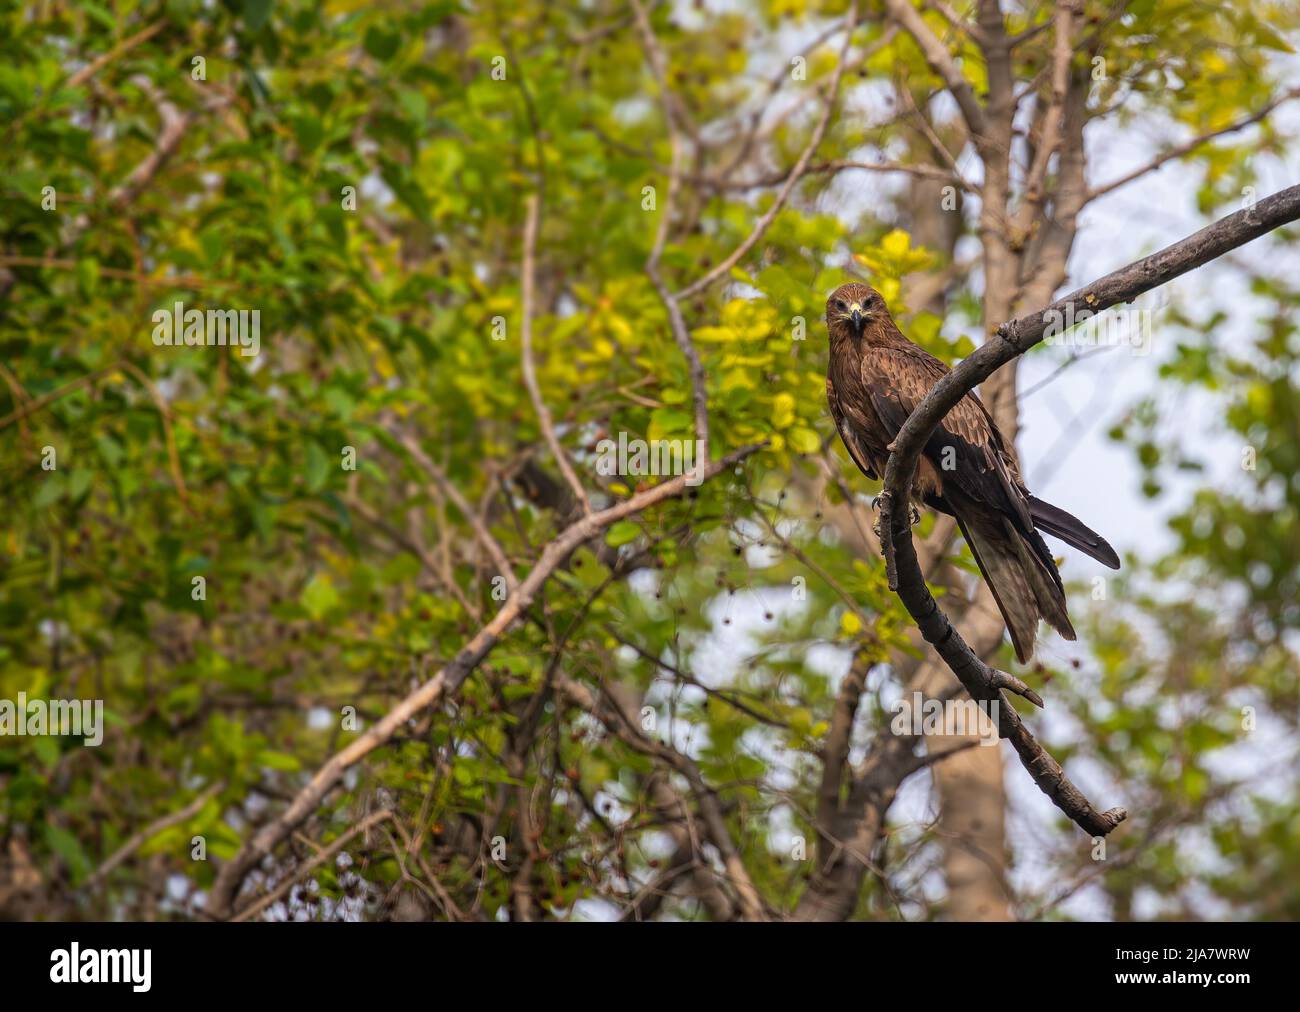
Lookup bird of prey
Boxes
[824,281,1120,662]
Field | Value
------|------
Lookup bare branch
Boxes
[894,81,980,195]
[814,649,872,869]
[106,77,192,211]
[65,21,167,91]
[630,0,711,456]
[1013,2,1073,225]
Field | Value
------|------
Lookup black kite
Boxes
[824,281,1120,662]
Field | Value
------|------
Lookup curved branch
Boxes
[878,182,1300,836]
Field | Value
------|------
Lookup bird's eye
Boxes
[833,299,846,311]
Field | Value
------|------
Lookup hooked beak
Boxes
[850,307,864,330]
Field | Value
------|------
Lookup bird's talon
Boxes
[909,505,921,526]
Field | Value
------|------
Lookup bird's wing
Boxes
[860,346,1076,659]
[826,375,879,480]
[859,346,1032,530]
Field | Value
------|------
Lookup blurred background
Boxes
[1,0,1298,921]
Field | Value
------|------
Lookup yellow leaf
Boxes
[694,326,740,343]
[607,316,633,342]
[720,368,756,392]
[789,426,820,454]
[880,228,912,258]
[720,353,774,368]
[772,392,796,429]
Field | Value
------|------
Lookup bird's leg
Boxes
[868,491,920,548]
[870,495,921,544]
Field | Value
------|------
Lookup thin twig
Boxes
[230,809,394,921]
[519,194,590,514]
[1087,86,1300,202]
[396,430,519,593]
[66,21,168,91]
[674,2,860,302]
[630,0,711,458]
[87,781,225,889]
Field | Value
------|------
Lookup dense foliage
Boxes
[1,0,1296,920]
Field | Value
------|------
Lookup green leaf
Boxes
[243,0,272,32]
[305,442,331,492]
[45,823,92,883]
[257,750,302,772]
[32,736,60,768]
[605,521,640,547]
[300,573,341,621]
[364,27,402,62]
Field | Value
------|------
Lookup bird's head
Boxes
[826,282,885,340]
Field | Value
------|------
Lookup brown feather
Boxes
[824,281,1110,662]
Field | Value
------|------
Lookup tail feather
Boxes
[954,504,1077,664]
[955,514,1039,662]
[1005,518,1076,644]
[1027,495,1120,570]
